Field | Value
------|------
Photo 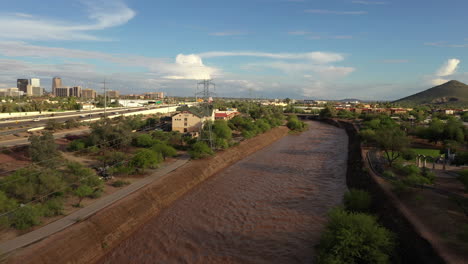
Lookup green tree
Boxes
[12,204,42,230]
[286,115,307,132]
[0,191,17,227]
[188,141,214,159]
[319,105,337,118]
[133,134,155,147]
[74,185,93,207]
[375,127,409,167]
[316,208,395,264]
[130,149,162,172]
[45,119,62,131]
[151,143,177,160]
[28,132,60,167]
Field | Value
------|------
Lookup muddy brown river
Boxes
[100,121,348,264]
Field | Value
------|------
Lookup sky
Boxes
[0,0,467,100]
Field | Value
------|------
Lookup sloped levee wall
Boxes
[326,119,445,264]
[6,126,289,264]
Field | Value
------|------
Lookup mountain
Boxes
[395,80,468,106]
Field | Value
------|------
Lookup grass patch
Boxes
[410,148,441,158]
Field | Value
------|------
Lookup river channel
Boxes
[100,121,348,264]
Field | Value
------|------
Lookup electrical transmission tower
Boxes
[101,79,109,117]
[195,79,216,149]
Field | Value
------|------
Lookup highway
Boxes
[0,104,181,136]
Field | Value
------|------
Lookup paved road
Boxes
[0,128,91,147]
[0,156,190,255]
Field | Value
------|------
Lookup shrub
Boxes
[344,189,372,212]
[130,149,162,172]
[12,204,42,230]
[397,164,420,176]
[108,165,135,177]
[359,129,376,144]
[401,149,417,161]
[421,168,436,184]
[189,141,214,159]
[0,191,17,227]
[133,134,155,148]
[286,115,306,131]
[112,180,131,187]
[404,174,431,186]
[67,139,86,151]
[41,198,64,217]
[316,208,395,264]
[391,180,410,194]
[99,151,127,167]
[382,170,396,179]
[151,143,177,160]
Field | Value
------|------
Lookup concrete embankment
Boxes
[324,119,446,264]
[5,126,289,264]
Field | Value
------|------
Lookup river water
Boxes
[100,121,348,264]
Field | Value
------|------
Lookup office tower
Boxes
[52,77,62,96]
[17,79,29,94]
[70,86,82,97]
[82,88,97,99]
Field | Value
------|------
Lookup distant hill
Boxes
[395,80,468,106]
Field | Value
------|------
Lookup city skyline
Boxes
[0,0,467,100]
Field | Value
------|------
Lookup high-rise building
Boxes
[32,87,44,97]
[17,79,29,94]
[52,77,62,96]
[30,78,40,88]
[144,92,164,99]
[82,88,97,99]
[55,87,70,97]
[106,90,120,98]
[70,86,82,97]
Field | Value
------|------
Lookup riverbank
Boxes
[325,119,448,264]
[4,126,289,264]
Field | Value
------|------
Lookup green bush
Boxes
[12,204,42,230]
[151,143,177,159]
[359,129,376,144]
[401,149,417,161]
[397,164,420,176]
[41,198,64,217]
[99,151,127,167]
[391,180,410,194]
[404,174,431,186]
[67,139,86,151]
[188,141,214,159]
[344,189,372,212]
[108,165,135,177]
[133,134,155,148]
[112,180,131,187]
[382,170,396,179]
[316,208,395,264]
[286,115,307,131]
[0,191,17,227]
[130,149,162,172]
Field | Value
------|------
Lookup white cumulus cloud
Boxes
[429,58,461,85]
[436,58,460,76]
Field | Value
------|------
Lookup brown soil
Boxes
[4,126,289,264]
[0,146,30,175]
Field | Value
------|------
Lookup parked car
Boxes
[33,118,40,122]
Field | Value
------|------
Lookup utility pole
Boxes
[196,79,216,149]
[102,79,107,117]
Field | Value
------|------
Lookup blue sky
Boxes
[0,0,467,100]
